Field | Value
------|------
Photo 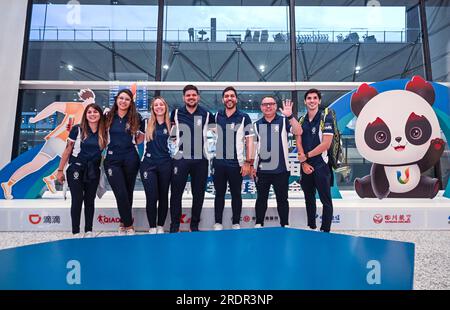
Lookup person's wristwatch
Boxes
[287,114,294,120]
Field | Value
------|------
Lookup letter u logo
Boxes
[396,168,410,184]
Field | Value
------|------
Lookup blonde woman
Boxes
[140,97,172,234]
[56,104,107,237]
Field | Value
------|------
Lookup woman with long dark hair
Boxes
[104,89,143,235]
[140,97,172,234]
[57,103,107,237]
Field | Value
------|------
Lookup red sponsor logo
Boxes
[373,213,412,224]
[97,215,121,224]
[29,214,42,225]
[243,216,251,223]
[373,214,383,224]
[180,214,191,224]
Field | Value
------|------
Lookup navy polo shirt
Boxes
[107,112,143,155]
[300,109,334,168]
[67,125,102,164]
[140,119,171,164]
[254,114,291,174]
[170,105,214,160]
[214,109,254,167]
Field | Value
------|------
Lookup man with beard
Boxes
[169,84,215,232]
[212,87,254,230]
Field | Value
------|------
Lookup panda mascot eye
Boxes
[375,131,388,144]
[405,113,432,145]
[364,117,391,151]
[409,127,423,140]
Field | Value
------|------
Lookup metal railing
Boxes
[19,81,450,91]
[29,27,419,44]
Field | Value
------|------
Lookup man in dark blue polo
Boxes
[252,96,302,228]
[212,86,254,231]
[169,84,214,233]
[297,88,334,232]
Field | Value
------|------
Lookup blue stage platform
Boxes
[0,228,414,290]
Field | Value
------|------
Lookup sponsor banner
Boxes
[426,209,450,229]
[359,209,427,230]
[1,206,449,231]
[95,208,162,231]
[0,208,71,231]
[22,209,69,231]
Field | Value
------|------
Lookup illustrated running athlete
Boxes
[1,89,95,199]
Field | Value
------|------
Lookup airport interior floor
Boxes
[0,229,448,290]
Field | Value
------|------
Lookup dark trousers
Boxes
[170,159,209,232]
[104,149,140,227]
[255,171,290,226]
[140,159,172,228]
[300,164,333,232]
[212,161,243,225]
[67,163,100,234]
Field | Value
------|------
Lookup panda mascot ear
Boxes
[350,83,378,117]
[405,75,435,106]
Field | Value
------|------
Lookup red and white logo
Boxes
[97,215,120,224]
[373,214,383,224]
[243,216,251,223]
[373,213,412,224]
[180,214,191,224]
[29,214,42,225]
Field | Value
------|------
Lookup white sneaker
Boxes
[254,224,262,228]
[1,182,13,200]
[84,231,94,238]
[283,225,290,228]
[43,176,56,194]
[72,233,82,238]
[231,224,241,230]
[126,228,135,235]
[213,223,223,231]
[148,228,157,234]
[156,226,164,234]
[118,226,126,236]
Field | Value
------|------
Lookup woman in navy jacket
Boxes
[104,89,144,235]
[56,103,107,237]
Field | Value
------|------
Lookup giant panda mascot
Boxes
[351,75,445,199]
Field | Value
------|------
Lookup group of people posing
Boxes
[57,85,335,237]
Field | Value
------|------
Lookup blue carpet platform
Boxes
[0,228,414,290]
